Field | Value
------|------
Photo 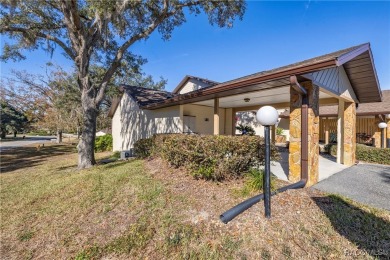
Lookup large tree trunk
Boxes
[78,93,98,169]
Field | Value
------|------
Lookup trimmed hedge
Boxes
[356,144,390,165]
[134,134,280,181]
[95,134,113,152]
[325,143,390,165]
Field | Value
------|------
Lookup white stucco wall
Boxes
[179,78,213,94]
[112,94,182,151]
[182,104,226,135]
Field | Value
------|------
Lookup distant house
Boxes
[109,43,384,186]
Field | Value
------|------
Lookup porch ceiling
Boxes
[192,86,333,108]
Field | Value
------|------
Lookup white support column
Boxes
[179,105,184,133]
[337,99,345,164]
[214,98,220,135]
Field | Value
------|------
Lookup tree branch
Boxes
[1,26,76,60]
[95,0,201,104]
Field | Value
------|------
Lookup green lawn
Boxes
[1,144,389,259]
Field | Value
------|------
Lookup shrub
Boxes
[325,143,390,165]
[356,144,390,165]
[324,143,337,156]
[134,134,280,181]
[134,136,155,158]
[245,168,276,192]
[95,134,113,152]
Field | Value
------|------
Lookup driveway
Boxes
[0,136,55,151]
[313,164,390,211]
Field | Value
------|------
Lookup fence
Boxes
[319,117,376,144]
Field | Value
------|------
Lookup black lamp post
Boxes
[256,106,279,218]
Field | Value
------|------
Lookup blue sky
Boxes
[1,1,390,91]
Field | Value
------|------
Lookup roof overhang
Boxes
[141,43,382,110]
[338,44,382,103]
[143,60,336,110]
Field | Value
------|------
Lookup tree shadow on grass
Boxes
[0,145,77,174]
[312,195,390,259]
[100,160,131,170]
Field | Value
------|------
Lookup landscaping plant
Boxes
[245,168,276,192]
[94,134,113,152]
[134,134,280,181]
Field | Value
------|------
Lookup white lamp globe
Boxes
[256,106,279,126]
[378,122,388,129]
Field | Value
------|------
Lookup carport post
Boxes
[214,98,220,135]
[289,78,319,186]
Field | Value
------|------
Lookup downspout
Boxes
[220,76,309,224]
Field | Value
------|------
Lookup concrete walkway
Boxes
[313,163,390,211]
[270,148,348,181]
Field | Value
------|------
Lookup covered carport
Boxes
[143,43,382,186]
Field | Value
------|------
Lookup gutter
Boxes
[220,76,309,224]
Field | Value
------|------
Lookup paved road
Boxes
[313,163,390,211]
[0,136,55,151]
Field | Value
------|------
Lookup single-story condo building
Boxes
[109,43,386,186]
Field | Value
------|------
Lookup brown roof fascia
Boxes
[143,59,337,110]
[108,95,123,118]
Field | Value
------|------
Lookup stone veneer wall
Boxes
[387,119,390,148]
[343,102,356,165]
[373,115,382,148]
[289,81,319,186]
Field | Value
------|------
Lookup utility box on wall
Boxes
[120,150,132,159]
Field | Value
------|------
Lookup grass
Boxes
[1,144,389,259]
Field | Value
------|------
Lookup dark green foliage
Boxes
[276,127,284,135]
[134,134,280,181]
[245,168,276,192]
[0,100,28,138]
[235,124,255,135]
[356,144,390,165]
[94,134,113,152]
[325,143,390,165]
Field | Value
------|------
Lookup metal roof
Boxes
[144,43,382,110]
